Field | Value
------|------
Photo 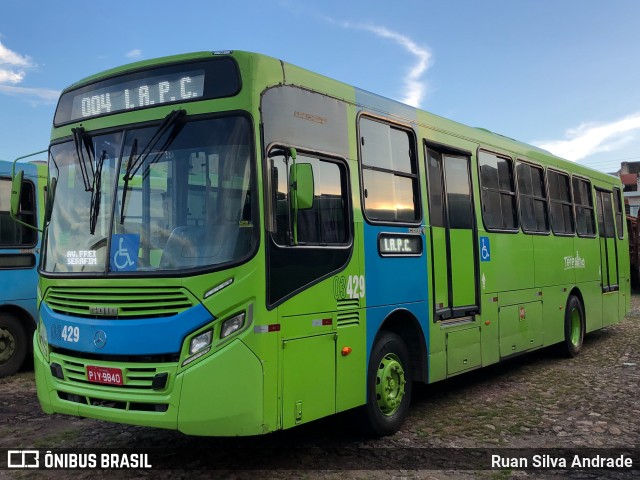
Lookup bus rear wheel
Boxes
[362,331,412,437]
[0,313,27,377]
[562,295,585,358]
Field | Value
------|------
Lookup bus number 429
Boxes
[334,275,365,300]
[61,325,80,343]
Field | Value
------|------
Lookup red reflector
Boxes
[322,318,332,326]
[268,324,281,332]
[341,347,352,356]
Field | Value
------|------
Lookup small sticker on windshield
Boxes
[110,234,139,271]
[66,250,97,266]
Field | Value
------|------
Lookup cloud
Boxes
[0,40,32,85]
[326,18,432,108]
[125,49,142,59]
[0,40,59,104]
[0,84,60,102]
[535,113,640,161]
[0,69,25,84]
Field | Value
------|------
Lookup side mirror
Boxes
[290,163,314,211]
[10,170,23,219]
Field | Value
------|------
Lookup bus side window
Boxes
[548,170,575,235]
[359,117,420,224]
[572,177,596,237]
[613,187,624,239]
[0,178,36,246]
[517,161,549,234]
[478,151,517,231]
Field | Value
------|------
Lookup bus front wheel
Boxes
[562,295,585,358]
[0,313,27,377]
[362,331,412,437]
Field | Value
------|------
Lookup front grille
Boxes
[60,357,160,389]
[45,286,195,319]
[50,351,176,394]
[51,346,180,364]
[57,391,168,412]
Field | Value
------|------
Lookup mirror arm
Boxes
[12,149,47,178]
[11,149,48,233]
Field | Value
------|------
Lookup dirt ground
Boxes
[1,295,639,479]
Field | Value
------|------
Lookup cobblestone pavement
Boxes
[1,295,638,479]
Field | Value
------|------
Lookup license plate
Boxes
[86,365,123,386]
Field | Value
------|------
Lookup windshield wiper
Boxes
[119,109,186,224]
[71,127,95,192]
[123,109,186,181]
[71,126,104,234]
[89,150,107,235]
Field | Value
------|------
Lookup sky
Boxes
[1,0,640,173]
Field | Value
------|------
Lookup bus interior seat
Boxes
[297,208,318,243]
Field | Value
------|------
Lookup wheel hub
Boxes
[0,328,15,363]
[376,353,406,416]
[570,308,581,346]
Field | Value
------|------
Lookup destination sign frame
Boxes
[54,56,241,126]
[377,233,423,257]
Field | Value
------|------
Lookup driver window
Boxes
[270,151,348,246]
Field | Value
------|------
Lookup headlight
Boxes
[182,329,213,367]
[189,330,212,355]
[181,310,248,368]
[221,313,245,339]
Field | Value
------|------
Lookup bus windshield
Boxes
[44,114,255,274]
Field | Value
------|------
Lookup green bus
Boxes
[26,50,629,436]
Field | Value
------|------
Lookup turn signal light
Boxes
[341,346,352,356]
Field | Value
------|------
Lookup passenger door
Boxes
[595,189,619,324]
[425,147,478,320]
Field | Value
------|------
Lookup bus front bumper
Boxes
[34,334,265,436]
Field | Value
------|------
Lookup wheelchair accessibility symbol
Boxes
[110,234,139,271]
[480,236,491,262]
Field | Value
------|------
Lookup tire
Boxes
[361,331,412,437]
[0,312,27,377]
[562,295,585,358]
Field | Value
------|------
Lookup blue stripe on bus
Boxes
[362,223,430,368]
[353,88,431,372]
[40,303,213,356]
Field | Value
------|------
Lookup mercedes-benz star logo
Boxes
[93,330,107,349]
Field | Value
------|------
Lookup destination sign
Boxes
[378,233,422,256]
[54,57,241,125]
[69,71,205,121]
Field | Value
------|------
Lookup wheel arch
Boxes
[0,304,37,334]
[376,309,428,383]
[568,287,585,318]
